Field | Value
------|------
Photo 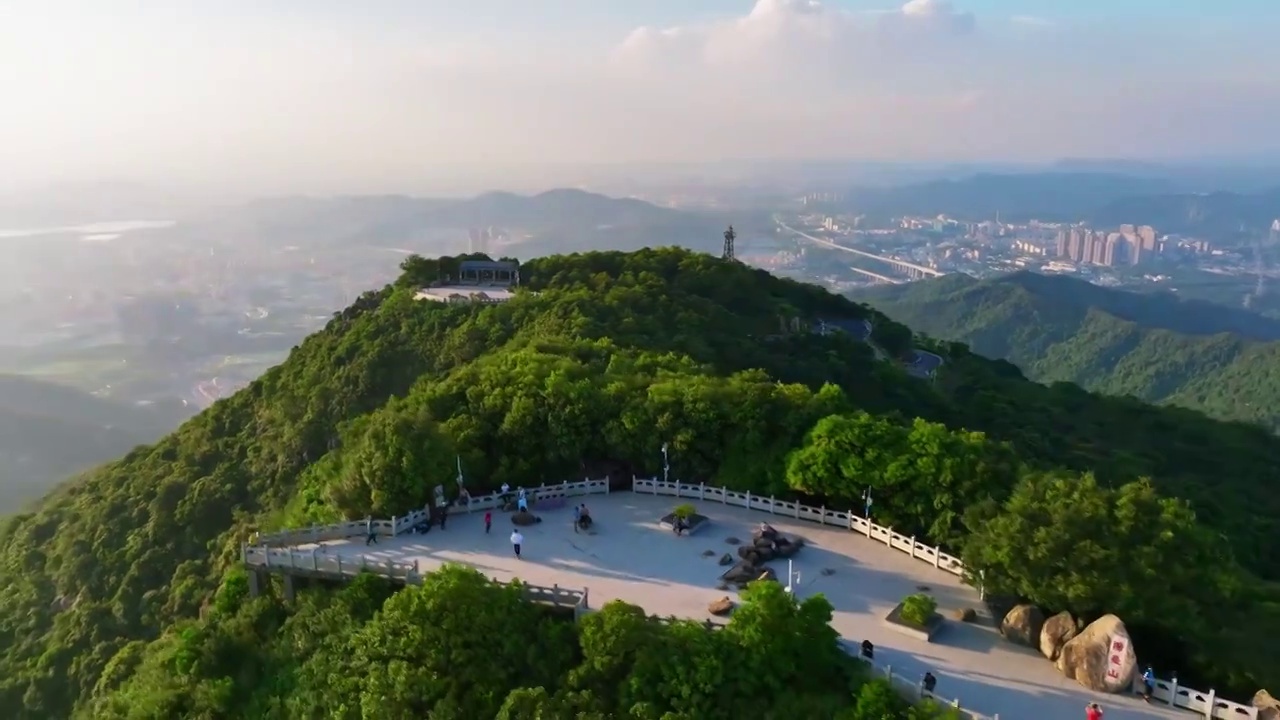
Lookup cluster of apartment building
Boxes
[1054,224,1194,267]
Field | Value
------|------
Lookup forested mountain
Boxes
[854,272,1280,432]
[0,374,180,513]
[1,249,1277,718]
[202,189,725,255]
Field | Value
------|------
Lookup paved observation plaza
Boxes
[296,493,1186,720]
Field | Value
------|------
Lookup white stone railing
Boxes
[389,477,611,536]
[242,544,589,611]
[253,518,393,547]
[244,544,422,581]
[251,477,611,547]
[631,477,966,577]
[1135,675,1257,719]
[860,657,998,720]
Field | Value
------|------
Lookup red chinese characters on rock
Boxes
[1105,636,1129,681]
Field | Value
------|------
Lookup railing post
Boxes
[262,545,271,568]
[933,547,940,569]
[336,556,343,575]
[885,527,892,547]
[312,547,319,571]
[1204,689,1215,718]
[769,496,775,514]
[1169,675,1179,706]
[700,482,705,501]
[866,517,872,539]
[745,490,752,509]
[794,501,800,519]
[909,536,916,559]
[675,480,681,498]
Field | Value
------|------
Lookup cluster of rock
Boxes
[708,596,735,616]
[1001,605,1135,693]
[718,524,804,588]
[511,511,541,526]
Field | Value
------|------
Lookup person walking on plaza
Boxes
[510,529,523,559]
[484,511,492,534]
[365,517,378,545]
[1086,702,1103,720]
[438,504,448,530]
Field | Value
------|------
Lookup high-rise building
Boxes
[1103,234,1119,266]
[1056,229,1070,258]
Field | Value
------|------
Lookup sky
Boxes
[2,0,1279,195]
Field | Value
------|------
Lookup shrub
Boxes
[672,503,697,520]
[900,593,938,626]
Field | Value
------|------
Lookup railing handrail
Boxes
[252,477,611,546]
[630,476,966,576]
[243,543,588,610]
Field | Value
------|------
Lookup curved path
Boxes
[298,494,1185,720]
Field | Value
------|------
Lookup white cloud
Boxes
[1,0,1278,194]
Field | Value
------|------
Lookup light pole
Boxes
[661,442,670,484]
[784,559,801,595]
[863,486,873,520]
[455,455,464,487]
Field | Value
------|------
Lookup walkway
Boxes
[293,493,1186,720]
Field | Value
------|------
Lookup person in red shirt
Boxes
[1086,702,1103,720]
[484,511,492,534]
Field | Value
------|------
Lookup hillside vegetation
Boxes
[1,249,1278,718]
[0,374,180,513]
[858,271,1280,432]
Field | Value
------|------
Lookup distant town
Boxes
[754,195,1280,297]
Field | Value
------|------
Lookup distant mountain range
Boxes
[841,172,1280,236]
[204,189,728,255]
[0,374,180,513]
[853,272,1280,432]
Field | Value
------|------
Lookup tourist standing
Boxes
[484,511,492,534]
[365,518,378,545]
[1141,666,1155,701]
[1086,702,1103,720]
[510,529,523,559]
[438,504,449,530]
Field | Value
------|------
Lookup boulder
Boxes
[1055,614,1137,693]
[708,596,735,616]
[721,561,759,583]
[1001,604,1045,647]
[719,553,734,566]
[1254,690,1280,720]
[511,511,539,526]
[953,607,977,622]
[1040,611,1078,661]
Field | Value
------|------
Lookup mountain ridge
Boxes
[2,249,1278,717]
[855,271,1280,430]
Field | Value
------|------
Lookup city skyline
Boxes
[3,0,1279,195]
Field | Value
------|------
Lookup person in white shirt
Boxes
[510,530,524,559]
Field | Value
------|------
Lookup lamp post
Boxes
[455,455,464,487]
[661,442,670,484]
[863,486,873,520]
[784,559,801,595]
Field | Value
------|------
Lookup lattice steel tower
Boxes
[722,225,736,261]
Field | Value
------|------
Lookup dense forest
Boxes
[856,271,1280,431]
[1,248,1277,718]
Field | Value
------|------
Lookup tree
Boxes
[962,471,1238,627]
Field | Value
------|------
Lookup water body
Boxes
[0,220,176,241]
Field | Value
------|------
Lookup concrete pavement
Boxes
[306,494,1187,720]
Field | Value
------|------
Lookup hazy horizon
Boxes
[4,0,1280,197]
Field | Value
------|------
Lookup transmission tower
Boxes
[722,225,736,261]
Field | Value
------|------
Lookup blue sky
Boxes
[2,0,1278,194]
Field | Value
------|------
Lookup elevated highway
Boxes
[778,221,944,280]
